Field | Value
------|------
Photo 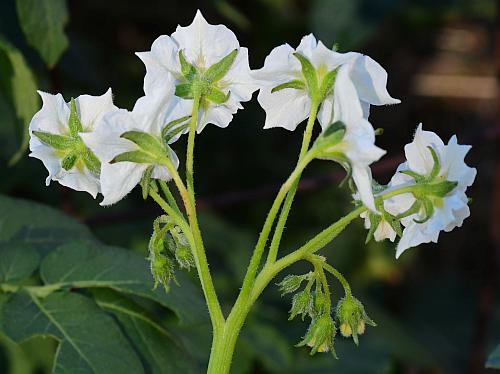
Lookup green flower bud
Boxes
[335,296,376,345]
[289,289,313,321]
[175,243,195,270]
[149,253,176,292]
[312,290,328,317]
[277,273,310,296]
[296,313,337,357]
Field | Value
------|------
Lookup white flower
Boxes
[136,10,257,133]
[29,89,117,197]
[326,65,386,211]
[360,211,397,242]
[81,81,191,206]
[384,124,476,258]
[253,34,399,131]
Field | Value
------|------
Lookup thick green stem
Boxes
[266,100,320,265]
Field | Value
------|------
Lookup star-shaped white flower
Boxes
[81,81,191,206]
[253,34,399,131]
[384,124,476,258]
[136,10,258,133]
[29,89,117,197]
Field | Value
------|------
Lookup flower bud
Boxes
[312,290,328,317]
[277,273,310,296]
[289,289,312,321]
[175,243,195,270]
[150,253,176,292]
[296,313,337,357]
[335,296,376,345]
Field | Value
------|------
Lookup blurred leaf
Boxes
[0,38,39,165]
[486,344,500,369]
[40,241,208,325]
[93,289,200,373]
[242,321,293,372]
[1,291,144,374]
[0,243,39,283]
[16,0,69,67]
[0,332,34,374]
[0,195,93,254]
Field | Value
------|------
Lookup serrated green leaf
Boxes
[0,243,40,283]
[15,0,69,67]
[204,49,238,83]
[40,241,208,325]
[2,291,144,374]
[92,289,199,374]
[271,79,306,93]
[0,37,40,165]
[486,344,500,369]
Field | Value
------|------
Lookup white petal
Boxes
[172,10,239,68]
[317,95,334,130]
[100,163,146,206]
[333,65,364,125]
[257,87,311,131]
[349,54,400,106]
[151,146,180,180]
[222,47,258,102]
[31,91,70,134]
[252,43,299,85]
[295,34,318,59]
[29,145,62,186]
[351,164,377,212]
[75,88,117,131]
[404,124,445,176]
[81,109,138,163]
[136,35,180,96]
[199,103,237,132]
[56,168,100,198]
[442,135,476,188]
[374,219,397,242]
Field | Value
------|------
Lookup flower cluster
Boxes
[28,9,476,363]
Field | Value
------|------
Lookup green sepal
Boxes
[82,149,101,175]
[413,198,434,224]
[425,180,458,197]
[364,212,381,244]
[68,98,83,136]
[140,166,154,200]
[178,50,196,80]
[427,146,441,180]
[374,128,384,136]
[32,131,74,149]
[318,69,337,100]
[161,115,190,140]
[204,49,238,83]
[293,53,318,94]
[111,150,157,164]
[121,131,165,157]
[164,123,189,144]
[313,121,347,162]
[293,52,318,93]
[206,87,230,104]
[400,169,425,182]
[61,152,77,170]
[271,79,306,93]
[395,200,421,220]
[175,83,194,99]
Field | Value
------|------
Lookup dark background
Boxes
[0,0,498,373]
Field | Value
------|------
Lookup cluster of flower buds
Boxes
[148,215,195,291]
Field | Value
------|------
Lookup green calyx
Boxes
[174,49,237,108]
[33,98,100,175]
[271,52,338,105]
[312,121,347,160]
[335,295,376,346]
[297,313,337,357]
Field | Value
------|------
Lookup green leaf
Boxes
[271,79,306,93]
[0,37,40,165]
[0,243,40,283]
[32,131,73,150]
[40,241,208,325]
[92,289,199,374]
[204,49,238,83]
[293,52,318,93]
[0,195,93,255]
[486,344,500,369]
[1,291,144,374]
[16,0,69,67]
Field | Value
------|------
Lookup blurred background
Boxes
[0,0,498,373]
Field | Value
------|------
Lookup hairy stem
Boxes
[266,100,320,265]
[186,93,201,201]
